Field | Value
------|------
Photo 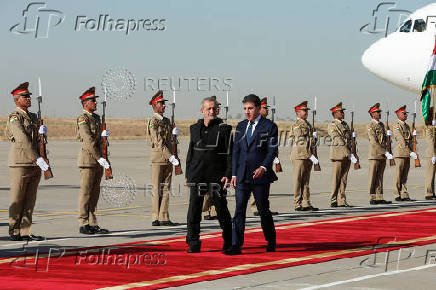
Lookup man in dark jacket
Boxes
[229,94,278,255]
[185,96,233,253]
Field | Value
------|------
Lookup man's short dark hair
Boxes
[242,94,261,107]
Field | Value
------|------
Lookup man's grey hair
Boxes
[201,96,217,109]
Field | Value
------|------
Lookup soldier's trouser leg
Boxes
[151,164,172,222]
[338,159,351,205]
[248,195,257,212]
[330,160,342,204]
[9,167,41,236]
[293,160,304,208]
[369,160,381,201]
[375,159,386,200]
[331,159,350,205]
[79,167,98,226]
[394,158,410,199]
[88,166,103,226]
[301,160,313,207]
[202,194,217,216]
[425,158,436,197]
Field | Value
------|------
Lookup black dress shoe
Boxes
[295,207,303,211]
[225,247,242,255]
[79,225,95,235]
[302,206,319,211]
[395,197,403,201]
[370,200,379,205]
[378,200,392,204]
[152,220,160,226]
[339,203,353,207]
[425,196,436,200]
[271,211,279,215]
[187,245,201,253]
[266,243,276,252]
[160,220,177,226]
[9,234,22,241]
[330,202,338,208]
[22,234,45,241]
[204,215,218,220]
[402,197,411,201]
[222,243,232,253]
[253,211,260,216]
[91,226,109,234]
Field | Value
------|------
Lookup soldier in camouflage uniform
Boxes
[6,82,49,241]
[327,102,356,207]
[290,101,319,211]
[147,90,180,226]
[392,105,417,201]
[367,103,392,205]
[77,87,110,235]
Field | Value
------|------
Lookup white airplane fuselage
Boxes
[362,3,436,94]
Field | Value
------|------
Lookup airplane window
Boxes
[399,20,412,32]
[413,19,426,32]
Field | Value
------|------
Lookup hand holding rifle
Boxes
[37,77,53,179]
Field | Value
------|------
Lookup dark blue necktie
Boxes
[246,121,254,143]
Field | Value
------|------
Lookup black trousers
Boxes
[186,182,232,248]
[232,182,276,248]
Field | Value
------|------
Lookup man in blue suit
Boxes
[228,94,278,255]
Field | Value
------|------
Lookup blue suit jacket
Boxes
[232,116,278,184]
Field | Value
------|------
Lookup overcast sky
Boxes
[0,0,434,121]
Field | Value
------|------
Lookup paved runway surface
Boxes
[1,138,435,289]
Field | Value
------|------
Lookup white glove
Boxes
[312,132,318,139]
[385,152,394,160]
[38,125,47,135]
[172,127,180,136]
[309,155,319,164]
[97,157,110,169]
[387,130,393,136]
[433,120,436,126]
[273,157,280,164]
[432,157,436,165]
[36,157,49,171]
[349,154,358,164]
[101,130,110,137]
[169,155,180,166]
[409,152,418,160]
[412,130,417,136]
[352,131,357,138]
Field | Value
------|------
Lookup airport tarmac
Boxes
[1,138,435,289]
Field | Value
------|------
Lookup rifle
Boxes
[386,110,396,166]
[171,90,183,175]
[224,91,229,123]
[412,101,421,167]
[271,96,282,172]
[311,98,321,171]
[350,109,361,170]
[37,78,53,180]
[102,88,113,179]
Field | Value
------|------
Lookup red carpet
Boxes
[2,208,436,289]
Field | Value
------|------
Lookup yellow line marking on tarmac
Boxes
[96,213,150,218]
[97,234,436,290]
